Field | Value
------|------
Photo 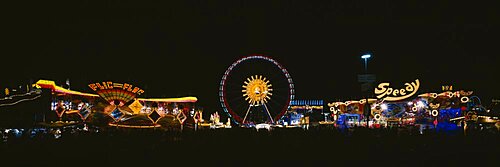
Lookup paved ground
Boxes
[1,126,498,167]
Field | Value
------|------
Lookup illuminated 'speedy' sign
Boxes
[374,79,420,101]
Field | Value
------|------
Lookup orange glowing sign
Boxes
[374,79,420,101]
[88,81,145,104]
[88,81,144,95]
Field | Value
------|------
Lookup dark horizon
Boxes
[3,1,500,113]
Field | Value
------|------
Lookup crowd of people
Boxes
[0,124,498,166]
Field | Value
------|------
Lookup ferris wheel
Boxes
[219,55,295,125]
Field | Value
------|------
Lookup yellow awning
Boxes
[137,97,197,103]
[35,79,197,102]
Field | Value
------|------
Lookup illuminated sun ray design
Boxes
[219,55,295,125]
[241,75,275,124]
[97,89,136,106]
[242,75,273,106]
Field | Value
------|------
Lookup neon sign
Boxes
[88,82,144,95]
[374,79,420,101]
[459,90,473,96]
[442,85,453,91]
[88,81,145,104]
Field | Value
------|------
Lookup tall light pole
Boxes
[361,54,371,73]
[361,54,371,128]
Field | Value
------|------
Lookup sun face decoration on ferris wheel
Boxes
[243,75,272,105]
[241,75,274,124]
[220,55,294,125]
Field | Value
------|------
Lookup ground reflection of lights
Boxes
[108,123,161,128]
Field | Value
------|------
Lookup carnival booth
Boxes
[284,100,324,126]
[34,80,198,130]
[328,98,377,128]
[328,79,497,130]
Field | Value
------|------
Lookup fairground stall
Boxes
[281,99,324,128]
[327,98,377,128]
[328,79,499,132]
[34,80,198,130]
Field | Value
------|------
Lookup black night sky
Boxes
[3,1,500,113]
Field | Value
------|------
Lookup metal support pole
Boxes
[366,96,369,128]
[242,104,252,124]
[263,103,274,124]
[364,58,369,127]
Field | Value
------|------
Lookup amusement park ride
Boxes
[1,55,499,132]
[241,75,274,124]
[21,79,199,129]
[327,80,499,131]
[219,55,296,130]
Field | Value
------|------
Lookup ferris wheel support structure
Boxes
[219,55,295,125]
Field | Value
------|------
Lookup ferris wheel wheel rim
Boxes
[219,54,295,125]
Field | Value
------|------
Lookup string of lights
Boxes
[0,95,42,107]
[0,90,40,101]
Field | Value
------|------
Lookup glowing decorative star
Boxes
[242,75,272,105]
